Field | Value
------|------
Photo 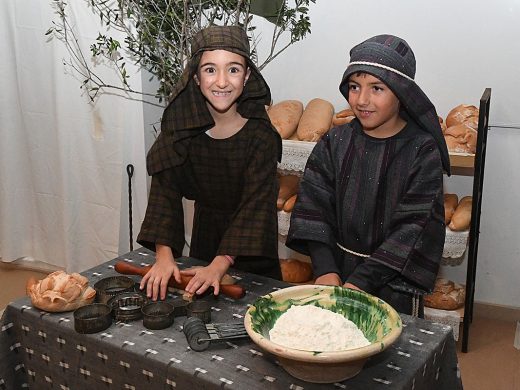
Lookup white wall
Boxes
[253,0,520,307]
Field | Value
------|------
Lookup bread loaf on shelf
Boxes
[331,108,356,127]
[424,278,465,310]
[444,193,459,225]
[280,258,313,283]
[446,104,479,128]
[296,98,334,142]
[26,270,96,312]
[277,175,300,210]
[282,194,298,212]
[267,100,304,139]
[449,196,472,231]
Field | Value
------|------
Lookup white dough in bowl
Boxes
[269,305,370,352]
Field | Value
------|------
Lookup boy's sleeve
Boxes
[286,133,341,273]
[137,170,186,258]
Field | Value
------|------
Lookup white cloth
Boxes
[0,1,148,272]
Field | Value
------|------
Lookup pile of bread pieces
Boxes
[26,270,96,312]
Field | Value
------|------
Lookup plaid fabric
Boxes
[287,117,445,292]
[138,119,281,276]
[147,25,279,174]
[339,34,450,175]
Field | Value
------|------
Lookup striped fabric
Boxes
[286,117,445,292]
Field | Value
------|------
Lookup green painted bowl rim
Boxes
[244,284,402,364]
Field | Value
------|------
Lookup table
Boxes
[1,249,462,389]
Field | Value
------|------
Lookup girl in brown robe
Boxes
[137,26,282,301]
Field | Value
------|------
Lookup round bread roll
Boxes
[280,258,313,283]
[26,270,96,312]
[425,278,465,310]
[446,104,479,128]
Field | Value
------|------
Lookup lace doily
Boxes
[277,140,316,175]
[442,228,469,264]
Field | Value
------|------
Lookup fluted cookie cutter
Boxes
[107,292,148,321]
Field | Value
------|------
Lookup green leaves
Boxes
[49,0,315,103]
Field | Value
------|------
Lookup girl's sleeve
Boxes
[286,134,341,277]
[137,170,186,258]
[348,139,445,292]
[216,130,280,258]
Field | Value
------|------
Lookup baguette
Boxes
[267,100,304,139]
[449,196,472,231]
[277,175,300,210]
[296,98,334,141]
[444,193,459,225]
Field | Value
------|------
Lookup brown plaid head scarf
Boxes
[147,25,277,174]
[339,34,450,175]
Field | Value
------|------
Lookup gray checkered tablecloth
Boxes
[1,248,462,389]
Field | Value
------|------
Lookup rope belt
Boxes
[336,242,370,258]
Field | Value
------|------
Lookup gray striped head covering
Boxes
[147,25,279,174]
[339,34,450,175]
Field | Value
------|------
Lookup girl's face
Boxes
[347,73,404,138]
[195,49,251,115]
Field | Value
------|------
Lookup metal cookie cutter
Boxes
[94,276,136,304]
[142,301,175,330]
[182,316,248,352]
[74,303,113,334]
[107,292,148,321]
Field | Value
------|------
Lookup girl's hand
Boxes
[314,273,342,286]
[140,245,181,301]
[343,282,362,291]
[181,256,230,296]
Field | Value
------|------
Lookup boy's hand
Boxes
[314,273,342,286]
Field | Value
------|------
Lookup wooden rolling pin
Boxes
[114,261,246,299]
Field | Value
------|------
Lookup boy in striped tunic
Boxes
[287,35,450,316]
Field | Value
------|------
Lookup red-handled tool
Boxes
[114,261,246,300]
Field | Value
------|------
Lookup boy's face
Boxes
[347,73,404,138]
[194,50,251,115]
